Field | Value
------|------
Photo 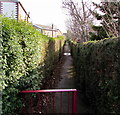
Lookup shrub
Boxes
[69,37,120,114]
[1,16,65,114]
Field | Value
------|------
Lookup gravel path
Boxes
[54,42,95,114]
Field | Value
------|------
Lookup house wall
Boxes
[18,3,28,21]
[0,1,29,22]
[43,29,62,38]
[56,30,62,37]
[43,30,56,38]
[1,2,17,19]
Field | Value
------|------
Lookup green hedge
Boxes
[69,37,120,114]
[0,16,65,115]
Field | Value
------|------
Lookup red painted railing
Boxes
[19,89,77,114]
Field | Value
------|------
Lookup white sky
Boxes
[19,0,101,33]
[19,0,67,33]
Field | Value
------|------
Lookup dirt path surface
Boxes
[54,42,95,114]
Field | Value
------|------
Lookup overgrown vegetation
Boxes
[0,16,65,115]
[89,25,108,40]
[69,37,120,114]
[63,0,119,42]
[91,2,120,37]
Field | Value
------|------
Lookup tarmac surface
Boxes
[54,42,95,114]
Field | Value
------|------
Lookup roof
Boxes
[36,24,53,30]
[34,24,60,32]
[33,25,43,29]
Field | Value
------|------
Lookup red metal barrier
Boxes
[20,89,77,114]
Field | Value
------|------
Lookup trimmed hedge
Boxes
[0,16,65,115]
[69,37,120,114]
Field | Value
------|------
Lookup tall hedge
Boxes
[0,16,65,115]
[70,37,120,114]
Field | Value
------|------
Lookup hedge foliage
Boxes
[69,37,120,114]
[0,16,65,115]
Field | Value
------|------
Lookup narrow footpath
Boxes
[54,42,94,114]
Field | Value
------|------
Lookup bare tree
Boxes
[91,1,120,37]
[63,0,94,42]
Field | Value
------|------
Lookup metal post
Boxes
[37,93,41,113]
[68,92,70,114]
[60,92,62,114]
[72,91,77,115]
[52,94,54,113]
[21,94,25,113]
[30,95,33,114]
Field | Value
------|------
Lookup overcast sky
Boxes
[19,0,101,33]
[19,0,67,33]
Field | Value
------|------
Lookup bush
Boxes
[69,37,120,114]
[1,16,65,114]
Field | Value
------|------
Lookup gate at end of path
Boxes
[19,89,77,114]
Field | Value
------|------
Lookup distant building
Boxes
[0,0,30,22]
[33,24,63,38]
[0,0,63,38]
